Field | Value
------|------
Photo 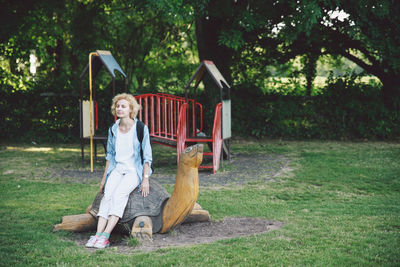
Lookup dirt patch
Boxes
[51,153,291,187]
[74,217,284,253]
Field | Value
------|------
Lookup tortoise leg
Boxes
[53,214,97,232]
[184,209,211,223]
[131,216,153,240]
[184,202,211,224]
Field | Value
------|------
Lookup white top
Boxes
[115,122,136,172]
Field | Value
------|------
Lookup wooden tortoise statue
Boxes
[53,144,210,238]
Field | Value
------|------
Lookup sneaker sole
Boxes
[94,243,110,249]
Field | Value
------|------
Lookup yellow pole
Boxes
[88,52,96,173]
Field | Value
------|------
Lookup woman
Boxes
[85,93,152,249]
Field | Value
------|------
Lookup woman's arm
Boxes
[99,160,109,193]
[141,125,153,175]
[141,162,150,197]
[140,125,152,197]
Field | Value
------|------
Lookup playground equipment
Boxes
[80,52,231,173]
[134,60,231,173]
[184,60,231,171]
[79,50,126,171]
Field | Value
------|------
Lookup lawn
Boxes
[0,140,399,266]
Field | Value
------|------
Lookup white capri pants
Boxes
[97,167,140,219]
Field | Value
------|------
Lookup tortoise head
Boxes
[179,144,203,168]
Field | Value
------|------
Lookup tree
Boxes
[0,0,199,141]
[0,0,198,93]
[325,0,400,108]
[209,0,400,108]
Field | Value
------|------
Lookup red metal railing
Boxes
[135,93,203,142]
[177,102,222,174]
[135,93,222,174]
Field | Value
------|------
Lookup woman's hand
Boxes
[141,177,150,197]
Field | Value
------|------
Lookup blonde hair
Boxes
[111,93,141,119]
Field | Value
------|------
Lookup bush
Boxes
[0,79,80,143]
[2,74,399,142]
[231,77,400,140]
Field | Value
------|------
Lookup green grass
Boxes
[126,236,140,248]
[0,140,399,266]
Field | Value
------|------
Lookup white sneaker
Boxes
[85,235,99,248]
[93,236,110,249]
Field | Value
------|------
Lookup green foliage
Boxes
[2,73,397,142]
[232,76,400,140]
[0,0,199,142]
[1,0,399,142]
[0,78,79,143]
[218,29,244,51]
[0,0,198,93]
[317,76,398,139]
[207,0,400,107]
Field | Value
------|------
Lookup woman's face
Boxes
[115,99,132,119]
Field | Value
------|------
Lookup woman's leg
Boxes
[86,213,109,247]
[88,169,125,248]
[97,169,123,219]
[93,169,139,250]
[97,216,108,233]
[103,215,120,234]
[103,170,140,235]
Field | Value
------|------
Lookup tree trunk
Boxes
[54,38,63,77]
[195,13,234,133]
[304,53,318,96]
[195,15,233,86]
[380,75,400,110]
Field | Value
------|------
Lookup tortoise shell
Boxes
[90,179,170,233]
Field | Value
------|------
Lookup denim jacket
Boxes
[104,119,153,186]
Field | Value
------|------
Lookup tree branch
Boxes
[323,26,380,67]
[336,50,384,78]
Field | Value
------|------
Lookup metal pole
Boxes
[89,52,96,173]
